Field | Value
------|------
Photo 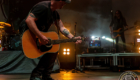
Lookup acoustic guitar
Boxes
[22,30,89,59]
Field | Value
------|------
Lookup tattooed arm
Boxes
[55,19,82,44]
[25,13,49,45]
[55,20,74,39]
[25,13,42,38]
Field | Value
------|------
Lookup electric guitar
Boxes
[111,26,135,39]
[22,30,90,59]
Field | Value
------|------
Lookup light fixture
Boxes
[63,48,70,55]
[105,38,113,42]
[137,38,140,42]
[102,36,105,39]
[91,36,100,40]
[63,52,66,55]
[67,49,70,51]
[91,36,95,39]
[67,52,70,55]
[63,49,66,51]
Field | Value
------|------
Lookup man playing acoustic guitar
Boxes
[19,0,82,80]
[110,10,128,53]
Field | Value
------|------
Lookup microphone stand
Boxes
[72,22,78,73]
[71,22,85,73]
[110,10,115,53]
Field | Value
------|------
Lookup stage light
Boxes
[63,52,66,55]
[91,36,95,39]
[91,36,100,40]
[105,38,113,42]
[139,33,140,35]
[63,49,66,51]
[102,36,105,39]
[139,47,140,50]
[137,38,140,42]
[138,30,140,32]
[67,52,70,55]
[67,49,70,51]
[63,48,70,55]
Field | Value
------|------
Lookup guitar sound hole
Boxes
[40,38,52,52]
[40,45,52,52]
[46,39,52,47]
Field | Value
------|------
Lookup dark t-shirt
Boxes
[19,1,60,34]
[110,17,128,36]
[110,17,128,30]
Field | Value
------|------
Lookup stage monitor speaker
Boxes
[88,47,103,53]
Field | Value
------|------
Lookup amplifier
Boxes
[88,47,103,53]
[89,40,101,48]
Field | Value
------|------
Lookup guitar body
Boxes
[22,30,60,59]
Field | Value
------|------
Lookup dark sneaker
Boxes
[30,77,42,80]
[42,76,54,80]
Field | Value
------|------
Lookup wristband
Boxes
[72,37,75,39]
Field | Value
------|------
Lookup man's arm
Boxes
[54,19,74,39]
[25,13,42,38]
[25,13,49,45]
[55,19,82,44]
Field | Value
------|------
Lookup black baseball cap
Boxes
[62,0,71,3]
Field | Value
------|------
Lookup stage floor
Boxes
[0,70,140,80]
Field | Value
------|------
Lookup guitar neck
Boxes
[51,39,78,44]
[115,26,134,33]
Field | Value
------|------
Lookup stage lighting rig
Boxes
[91,36,100,40]
[63,48,70,55]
